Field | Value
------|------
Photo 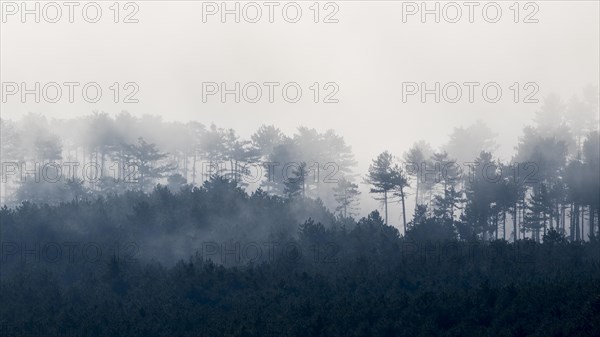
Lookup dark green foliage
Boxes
[406,205,457,242]
[283,162,308,198]
[2,190,600,336]
[0,175,336,268]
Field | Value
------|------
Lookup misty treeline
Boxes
[0,111,356,210]
[2,201,600,336]
[1,88,600,336]
[1,87,598,242]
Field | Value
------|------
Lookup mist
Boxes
[1,1,599,336]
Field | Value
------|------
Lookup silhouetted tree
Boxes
[365,151,406,228]
[462,151,498,240]
[124,137,175,191]
[403,140,433,208]
[333,177,361,218]
[284,162,308,198]
[444,121,497,164]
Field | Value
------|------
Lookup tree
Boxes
[333,177,361,218]
[263,140,298,195]
[166,173,188,193]
[320,129,357,178]
[444,121,497,164]
[184,121,206,185]
[462,151,498,240]
[432,184,464,221]
[251,125,285,159]
[284,162,308,198]
[430,151,463,221]
[85,112,120,178]
[524,183,553,242]
[498,163,525,242]
[392,166,410,234]
[124,137,175,191]
[515,124,570,240]
[565,131,600,240]
[542,227,568,245]
[14,178,88,204]
[365,151,407,228]
[222,128,259,185]
[565,159,585,241]
[255,127,355,209]
[0,119,19,162]
[200,124,227,174]
[582,132,600,238]
[406,205,457,242]
[403,140,433,208]
[564,86,599,152]
[534,93,565,133]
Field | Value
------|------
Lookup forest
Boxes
[1,88,600,336]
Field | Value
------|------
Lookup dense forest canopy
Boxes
[1,180,600,336]
[1,88,599,336]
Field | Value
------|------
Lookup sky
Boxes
[1,0,599,221]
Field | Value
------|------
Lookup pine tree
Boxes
[124,137,175,191]
[365,152,397,225]
[284,162,308,198]
[332,177,361,218]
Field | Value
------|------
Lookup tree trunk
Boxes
[192,153,197,184]
[521,194,526,239]
[384,191,388,225]
[495,216,498,240]
[543,213,547,238]
[581,206,586,241]
[184,154,188,182]
[590,205,596,238]
[561,204,565,234]
[101,150,106,178]
[513,204,518,242]
[503,211,506,240]
[575,204,580,241]
[483,222,488,241]
[415,177,420,209]
[555,201,559,232]
[571,205,575,241]
[400,188,407,235]
[450,186,455,220]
